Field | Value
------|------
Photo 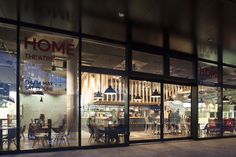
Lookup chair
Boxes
[2,128,17,150]
[32,124,48,148]
[20,125,26,140]
[88,124,95,143]
[52,126,70,146]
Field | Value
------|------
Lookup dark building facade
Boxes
[0,0,236,154]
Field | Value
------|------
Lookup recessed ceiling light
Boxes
[207,38,213,42]
[118,12,125,17]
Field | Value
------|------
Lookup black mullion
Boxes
[78,0,82,148]
[160,83,164,140]
[16,0,21,152]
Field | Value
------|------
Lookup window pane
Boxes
[132,51,163,75]
[0,24,17,151]
[223,88,236,137]
[198,86,221,138]
[20,29,79,150]
[166,0,193,54]
[223,66,236,86]
[81,73,127,146]
[164,84,191,139]
[169,34,193,54]
[198,61,218,84]
[223,50,236,66]
[130,0,163,47]
[21,0,79,32]
[170,58,194,79]
[129,80,161,141]
[82,39,125,70]
[197,42,217,61]
[222,1,236,66]
[82,0,126,41]
[196,0,219,62]
[0,0,17,19]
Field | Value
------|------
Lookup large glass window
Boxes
[19,29,79,150]
[163,84,191,139]
[132,51,163,75]
[198,86,221,138]
[82,39,125,70]
[223,66,236,86]
[129,0,163,47]
[129,80,161,141]
[82,0,126,41]
[223,88,236,136]
[166,0,193,54]
[198,61,218,85]
[196,0,219,62]
[170,58,194,79]
[81,73,127,146]
[0,24,17,151]
[0,0,17,19]
[20,0,79,32]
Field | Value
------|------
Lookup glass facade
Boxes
[19,29,79,149]
[0,0,236,154]
[81,73,127,146]
[163,84,191,139]
[0,24,17,151]
[129,80,161,141]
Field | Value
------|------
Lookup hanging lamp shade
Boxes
[168,96,174,101]
[32,91,44,96]
[40,96,43,102]
[223,96,230,103]
[151,89,161,98]
[134,95,142,102]
[104,86,116,95]
[94,91,103,98]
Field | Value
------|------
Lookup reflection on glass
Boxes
[0,24,17,151]
[198,86,221,138]
[198,61,218,84]
[129,80,161,141]
[223,88,236,137]
[81,73,127,146]
[82,0,126,41]
[0,0,17,19]
[82,40,125,70]
[19,29,79,150]
[223,66,236,86]
[164,84,191,139]
[170,58,193,79]
[197,42,217,61]
[21,0,78,32]
[132,51,163,75]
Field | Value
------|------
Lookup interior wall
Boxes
[20,93,67,131]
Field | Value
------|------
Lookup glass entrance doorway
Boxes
[163,84,192,139]
[129,80,161,141]
[129,81,192,142]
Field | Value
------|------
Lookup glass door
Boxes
[129,80,161,141]
[163,84,192,139]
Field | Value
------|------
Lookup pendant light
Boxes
[94,74,103,99]
[198,98,205,107]
[32,90,44,96]
[40,96,43,102]
[223,96,230,103]
[151,83,160,98]
[104,76,116,95]
[167,96,174,101]
[134,95,142,102]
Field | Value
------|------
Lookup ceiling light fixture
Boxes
[134,95,142,102]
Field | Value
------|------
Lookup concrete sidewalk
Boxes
[2,138,236,157]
